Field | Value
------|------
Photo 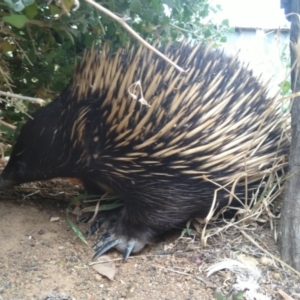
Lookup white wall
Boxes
[222,29,290,95]
[210,0,289,29]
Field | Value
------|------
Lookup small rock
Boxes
[273,273,280,280]
[260,256,273,266]
[237,254,259,266]
[95,274,102,281]
[44,293,70,300]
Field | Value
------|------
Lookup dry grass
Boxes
[186,92,300,281]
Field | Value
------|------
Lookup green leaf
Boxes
[119,31,128,46]
[12,1,25,12]
[161,15,170,25]
[233,291,245,300]
[213,292,228,300]
[142,23,156,33]
[66,216,88,245]
[130,0,141,13]
[3,14,29,28]
[1,40,16,52]
[220,36,227,43]
[71,194,120,203]
[221,19,230,27]
[280,80,291,95]
[151,0,159,11]
[3,0,34,12]
[164,0,177,8]
[81,202,124,213]
[49,4,61,15]
[23,2,38,19]
[23,0,35,6]
[142,10,154,22]
[203,28,212,38]
[63,0,75,12]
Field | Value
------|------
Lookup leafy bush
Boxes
[0,0,230,152]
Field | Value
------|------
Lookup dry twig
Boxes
[0,91,45,105]
[240,230,300,278]
[83,0,186,73]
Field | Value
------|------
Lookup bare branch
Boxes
[0,91,45,105]
[0,64,13,92]
[83,0,187,73]
[0,120,16,130]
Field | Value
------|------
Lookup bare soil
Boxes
[0,179,299,300]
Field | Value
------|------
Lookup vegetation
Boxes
[0,0,230,153]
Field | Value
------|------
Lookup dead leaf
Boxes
[260,256,273,266]
[91,255,116,280]
[237,254,259,267]
[72,206,82,216]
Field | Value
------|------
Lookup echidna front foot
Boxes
[84,210,120,237]
[92,230,145,261]
[82,209,148,261]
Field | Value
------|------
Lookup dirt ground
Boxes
[0,179,300,300]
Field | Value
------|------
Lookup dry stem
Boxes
[0,91,45,105]
[83,0,186,73]
[240,229,300,278]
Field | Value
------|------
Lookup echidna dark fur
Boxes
[0,43,289,261]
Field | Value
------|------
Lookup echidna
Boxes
[0,43,289,260]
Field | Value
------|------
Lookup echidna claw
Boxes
[92,238,120,260]
[84,212,146,261]
[123,240,136,261]
[92,231,145,261]
[92,230,113,250]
